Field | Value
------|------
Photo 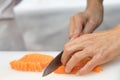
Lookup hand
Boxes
[62,24,120,75]
[69,0,103,39]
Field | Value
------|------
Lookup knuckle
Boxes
[64,44,70,53]
[94,56,100,61]
[93,56,101,64]
[87,64,94,70]
[98,52,106,59]
[79,35,86,40]
[83,64,93,72]
[89,19,97,25]
[86,63,92,69]
[100,52,109,60]
[83,49,90,56]
[85,52,91,57]
[83,34,95,41]
[78,35,90,42]
[81,34,90,39]
[72,53,80,59]
[88,59,97,67]
[87,48,95,55]
[74,31,80,36]
[75,13,82,19]
[74,13,85,23]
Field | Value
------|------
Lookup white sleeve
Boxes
[0,0,22,19]
[0,0,25,51]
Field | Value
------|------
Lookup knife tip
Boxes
[42,70,49,77]
[42,71,47,77]
[42,74,46,77]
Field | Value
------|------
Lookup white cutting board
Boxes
[0,52,120,80]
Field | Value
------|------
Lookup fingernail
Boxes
[76,72,80,76]
[76,71,82,76]
[65,68,70,73]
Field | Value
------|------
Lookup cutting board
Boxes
[0,52,120,80]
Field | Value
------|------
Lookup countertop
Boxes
[0,52,120,80]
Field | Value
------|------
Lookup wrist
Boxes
[86,0,103,11]
[87,0,103,4]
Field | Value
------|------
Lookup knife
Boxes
[42,51,63,77]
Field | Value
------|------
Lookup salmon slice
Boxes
[55,57,103,74]
[10,53,102,74]
[10,53,54,72]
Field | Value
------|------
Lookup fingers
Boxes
[65,51,90,73]
[72,15,84,38]
[61,35,92,66]
[69,15,84,39]
[83,19,97,33]
[69,16,75,39]
[61,42,85,65]
[76,56,100,75]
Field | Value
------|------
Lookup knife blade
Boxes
[42,51,63,77]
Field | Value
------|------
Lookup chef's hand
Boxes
[62,24,120,75]
[69,0,103,39]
